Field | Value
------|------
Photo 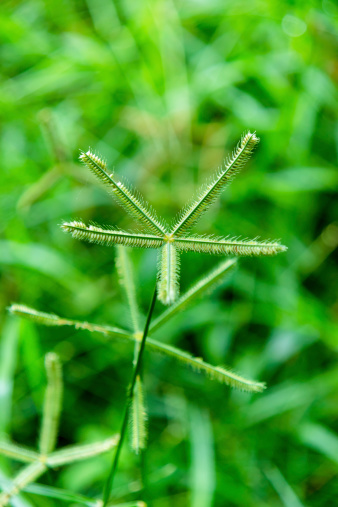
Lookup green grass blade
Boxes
[19,321,44,407]
[150,258,237,333]
[188,405,215,507]
[21,483,146,507]
[171,132,260,236]
[39,353,63,455]
[115,246,141,333]
[175,236,287,256]
[297,422,338,465]
[61,221,164,249]
[0,316,20,434]
[80,150,168,235]
[264,465,306,507]
[22,483,98,506]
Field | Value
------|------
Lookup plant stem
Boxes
[102,285,157,506]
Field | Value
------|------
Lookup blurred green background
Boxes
[0,0,337,506]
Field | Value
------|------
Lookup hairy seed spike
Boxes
[79,150,168,235]
[61,221,164,249]
[8,304,69,327]
[171,131,260,236]
[174,236,287,256]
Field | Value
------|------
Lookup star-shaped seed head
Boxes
[62,132,287,305]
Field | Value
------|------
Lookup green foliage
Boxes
[0,354,119,506]
[0,1,337,506]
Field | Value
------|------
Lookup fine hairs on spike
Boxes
[79,150,167,235]
[171,131,260,236]
[174,236,287,256]
[8,304,66,326]
[62,132,286,306]
[61,221,164,249]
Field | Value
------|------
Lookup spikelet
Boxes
[129,375,147,454]
[158,242,180,305]
[80,150,167,235]
[61,221,164,249]
[7,304,68,326]
[39,353,63,455]
[147,339,266,392]
[171,132,260,236]
[174,236,287,256]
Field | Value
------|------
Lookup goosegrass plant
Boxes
[5,132,286,506]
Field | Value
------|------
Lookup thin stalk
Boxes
[102,285,157,506]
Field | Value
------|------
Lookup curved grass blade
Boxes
[174,236,287,256]
[61,221,164,249]
[171,132,259,236]
[21,483,146,507]
[150,258,237,333]
[22,483,99,507]
[80,150,167,235]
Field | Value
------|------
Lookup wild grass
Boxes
[3,133,285,505]
[0,2,337,506]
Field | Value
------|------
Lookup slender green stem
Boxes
[102,285,157,506]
